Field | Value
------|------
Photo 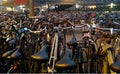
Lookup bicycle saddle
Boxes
[8,38,16,44]
[55,49,76,69]
[110,55,120,73]
[7,47,21,59]
[31,44,49,62]
[2,46,20,58]
[2,48,16,58]
[67,37,77,46]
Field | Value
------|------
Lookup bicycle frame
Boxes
[96,28,120,74]
[48,25,86,73]
[48,33,59,73]
[108,36,120,74]
[113,37,120,58]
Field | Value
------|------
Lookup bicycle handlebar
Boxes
[53,25,88,30]
[94,27,120,35]
[95,27,120,31]
[28,27,46,34]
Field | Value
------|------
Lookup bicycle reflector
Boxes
[13,65,17,70]
[95,28,100,31]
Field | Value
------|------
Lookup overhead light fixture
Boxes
[88,5,96,9]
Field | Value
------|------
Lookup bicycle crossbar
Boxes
[113,22,120,26]
[107,50,116,74]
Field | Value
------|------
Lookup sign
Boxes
[14,0,27,5]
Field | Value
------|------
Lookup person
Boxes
[99,19,104,28]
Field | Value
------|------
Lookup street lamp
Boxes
[109,3,116,11]
[75,3,80,11]
[109,3,116,9]
[75,4,79,9]
[110,3,114,9]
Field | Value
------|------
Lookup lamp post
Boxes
[29,0,34,17]
[75,3,79,11]
[109,3,116,12]
[110,3,114,9]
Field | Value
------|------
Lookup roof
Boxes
[1,0,120,6]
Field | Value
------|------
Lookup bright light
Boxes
[76,4,79,8]
[110,3,116,8]
[19,5,24,9]
[41,9,45,11]
[6,7,14,11]
[52,5,55,9]
[45,4,48,8]
[110,3,114,8]
[55,5,58,8]
[88,5,96,9]
[42,4,48,8]
[105,11,109,13]
[22,8,25,11]
[19,5,25,12]
[50,5,55,9]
